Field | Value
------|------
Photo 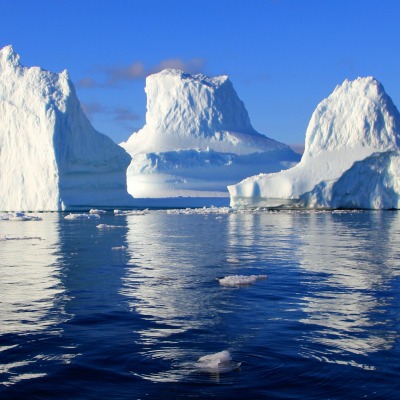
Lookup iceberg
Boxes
[0,45,133,211]
[229,77,400,209]
[121,69,300,198]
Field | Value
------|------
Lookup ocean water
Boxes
[0,209,399,399]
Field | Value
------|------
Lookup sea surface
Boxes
[0,208,399,399]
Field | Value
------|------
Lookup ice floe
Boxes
[64,213,100,220]
[89,209,107,214]
[0,234,42,241]
[111,246,127,251]
[0,212,42,221]
[195,351,241,373]
[114,209,148,216]
[165,206,233,215]
[96,224,124,229]
[218,275,268,287]
[226,257,240,264]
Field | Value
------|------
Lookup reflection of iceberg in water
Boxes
[0,214,72,386]
[296,211,400,368]
[0,214,65,333]
[121,212,233,381]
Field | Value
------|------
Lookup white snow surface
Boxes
[229,77,400,209]
[0,45,133,211]
[121,69,299,198]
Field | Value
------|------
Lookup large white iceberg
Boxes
[229,77,400,209]
[0,45,133,211]
[121,69,299,198]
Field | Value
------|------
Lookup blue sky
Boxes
[1,0,400,149]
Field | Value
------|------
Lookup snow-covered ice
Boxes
[229,77,400,209]
[218,275,268,287]
[195,351,240,373]
[121,69,300,198]
[0,45,133,211]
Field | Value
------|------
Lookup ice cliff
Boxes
[229,77,400,209]
[0,45,132,211]
[121,69,299,198]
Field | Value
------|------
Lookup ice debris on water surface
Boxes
[111,246,127,251]
[195,351,241,373]
[96,224,124,229]
[0,234,42,241]
[166,206,233,215]
[0,212,42,221]
[114,209,148,216]
[218,275,268,287]
[89,209,107,214]
[226,257,240,263]
[64,213,100,220]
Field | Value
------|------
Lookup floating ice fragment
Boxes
[218,274,268,287]
[96,224,124,229]
[166,206,233,215]
[114,209,148,216]
[0,235,42,241]
[128,209,149,215]
[0,212,42,221]
[64,213,100,220]
[195,351,241,373]
[112,246,127,251]
[89,209,107,214]
[226,257,240,263]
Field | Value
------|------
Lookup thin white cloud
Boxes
[77,76,99,88]
[77,57,207,88]
[81,101,107,120]
[81,102,140,123]
[113,107,140,122]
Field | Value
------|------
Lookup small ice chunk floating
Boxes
[195,351,241,373]
[218,274,268,287]
[0,212,42,221]
[64,213,100,220]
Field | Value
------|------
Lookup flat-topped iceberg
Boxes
[121,69,299,198]
[0,45,133,211]
[229,77,400,209]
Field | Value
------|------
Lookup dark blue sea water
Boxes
[1,209,399,399]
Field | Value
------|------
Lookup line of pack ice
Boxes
[2,44,400,210]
